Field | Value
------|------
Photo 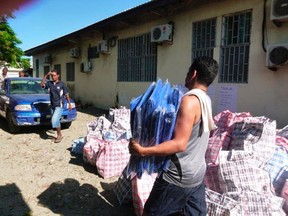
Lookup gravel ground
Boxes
[0,106,135,216]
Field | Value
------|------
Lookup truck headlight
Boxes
[15,104,32,111]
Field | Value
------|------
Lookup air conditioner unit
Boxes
[81,61,92,73]
[98,40,109,53]
[266,43,288,67]
[151,24,173,43]
[70,47,80,58]
[271,0,288,22]
[43,55,51,64]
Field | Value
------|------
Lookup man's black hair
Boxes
[189,56,218,86]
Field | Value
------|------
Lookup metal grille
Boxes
[219,11,251,83]
[192,18,216,61]
[117,33,157,82]
[54,64,61,78]
[34,102,51,112]
[66,62,75,81]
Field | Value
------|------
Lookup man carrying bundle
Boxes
[129,56,218,216]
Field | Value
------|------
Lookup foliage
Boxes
[20,57,31,69]
[0,15,24,68]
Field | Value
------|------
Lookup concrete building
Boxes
[25,0,288,128]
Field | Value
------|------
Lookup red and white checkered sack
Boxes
[218,152,273,194]
[131,172,157,216]
[281,179,288,214]
[204,164,222,193]
[83,138,103,165]
[206,188,241,216]
[205,111,253,165]
[206,130,231,165]
[228,117,276,166]
[113,166,133,205]
[225,191,286,215]
[96,139,130,179]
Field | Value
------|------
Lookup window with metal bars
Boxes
[66,62,75,81]
[192,18,216,62]
[54,64,61,78]
[35,59,39,77]
[44,65,50,76]
[219,11,251,83]
[117,33,157,82]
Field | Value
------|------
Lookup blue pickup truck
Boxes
[0,77,77,133]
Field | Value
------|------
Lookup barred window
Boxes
[35,59,39,77]
[117,33,157,82]
[192,18,216,61]
[44,65,50,76]
[219,11,251,83]
[66,62,75,81]
[54,64,61,78]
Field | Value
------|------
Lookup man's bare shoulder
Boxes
[179,95,201,122]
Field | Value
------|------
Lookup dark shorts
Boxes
[143,177,206,216]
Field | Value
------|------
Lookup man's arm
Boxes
[129,95,201,157]
[65,93,72,111]
[40,72,51,88]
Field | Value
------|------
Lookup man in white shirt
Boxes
[0,67,8,89]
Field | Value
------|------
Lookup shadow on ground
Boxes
[37,178,135,216]
[0,183,31,215]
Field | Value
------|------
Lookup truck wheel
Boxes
[7,111,20,134]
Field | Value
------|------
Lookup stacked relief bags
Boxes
[83,107,131,179]
[204,110,287,215]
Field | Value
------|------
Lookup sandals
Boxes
[53,136,63,143]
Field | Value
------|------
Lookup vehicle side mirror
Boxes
[0,89,5,95]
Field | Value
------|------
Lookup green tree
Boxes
[20,57,31,69]
[0,15,24,68]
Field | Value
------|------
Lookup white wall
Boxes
[32,0,288,128]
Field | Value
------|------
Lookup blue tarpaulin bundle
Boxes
[127,79,187,178]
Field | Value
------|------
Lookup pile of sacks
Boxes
[81,106,132,179]
[114,109,288,215]
[204,110,288,215]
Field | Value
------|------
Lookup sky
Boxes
[8,0,149,51]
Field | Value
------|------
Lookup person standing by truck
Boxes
[41,69,72,143]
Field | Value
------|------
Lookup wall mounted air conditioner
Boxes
[266,43,288,67]
[151,24,173,43]
[98,40,109,53]
[271,0,288,22]
[43,55,51,64]
[81,61,92,73]
[70,47,80,58]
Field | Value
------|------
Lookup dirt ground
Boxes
[0,106,135,216]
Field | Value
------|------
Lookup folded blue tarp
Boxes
[128,79,187,178]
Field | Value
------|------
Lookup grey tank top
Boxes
[162,118,209,188]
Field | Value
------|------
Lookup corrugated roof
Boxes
[25,0,215,56]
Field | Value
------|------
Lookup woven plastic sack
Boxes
[113,167,133,205]
[204,164,222,193]
[225,191,286,215]
[218,153,273,194]
[281,179,288,214]
[206,188,241,216]
[228,117,276,166]
[131,172,157,216]
[96,139,130,179]
[264,146,288,194]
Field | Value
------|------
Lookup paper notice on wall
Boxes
[217,85,238,113]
